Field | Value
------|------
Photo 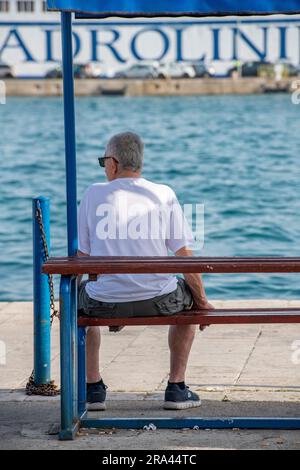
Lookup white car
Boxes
[114,63,160,79]
[84,62,103,78]
[156,62,196,79]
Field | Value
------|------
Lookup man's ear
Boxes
[113,160,119,174]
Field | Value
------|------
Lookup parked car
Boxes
[227,61,273,77]
[275,61,300,77]
[82,62,103,78]
[45,63,102,79]
[189,62,215,78]
[0,62,14,78]
[114,64,159,79]
[156,62,195,78]
[45,66,62,79]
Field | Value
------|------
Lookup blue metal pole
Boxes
[32,196,51,385]
[60,14,78,438]
[59,275,79,440]
[71,277,78,418]
[77,327,87,417]
[61,11,78,256]
[80,417,300,430]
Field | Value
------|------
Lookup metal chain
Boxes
[26,201,60,396]
[25,370,60,397]
[35,202,60,326]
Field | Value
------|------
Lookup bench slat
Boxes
[43,256,300,275]
[77,308,300,327]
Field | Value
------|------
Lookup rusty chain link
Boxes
[35,202,60,326]
[26,201,60,396]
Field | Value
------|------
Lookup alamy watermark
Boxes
[0,340,6,366]
[94,199,205,249]
[291,80,300,104]
[291,340,300,365]
[0,80,6,105]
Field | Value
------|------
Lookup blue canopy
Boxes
[47,0,300,16]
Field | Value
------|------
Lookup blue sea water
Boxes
[0,94,300,301]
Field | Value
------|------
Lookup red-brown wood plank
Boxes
[43,256,300,275]
[77,308,300,327]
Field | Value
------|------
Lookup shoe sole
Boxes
[163,399,201,410]
[87,402,106,411]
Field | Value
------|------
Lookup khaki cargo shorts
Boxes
[78,277,194,319]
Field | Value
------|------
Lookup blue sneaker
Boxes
[164,383,201,410]
[87,380,107,411]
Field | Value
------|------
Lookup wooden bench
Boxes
[42,255,300,439]
[43,255,300,327]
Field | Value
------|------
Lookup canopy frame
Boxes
[49,0,300,17]
[55,3,300,440]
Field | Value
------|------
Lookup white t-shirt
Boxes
[78,177,194,302]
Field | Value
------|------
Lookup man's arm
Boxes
[175,246,214,310]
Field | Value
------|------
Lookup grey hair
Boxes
[106,132,144,171]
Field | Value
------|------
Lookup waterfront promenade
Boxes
[1,299,300,449]
[4,77,293,97]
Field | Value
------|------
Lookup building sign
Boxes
[0,16,300,76]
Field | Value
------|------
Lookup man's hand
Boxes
[194,299,214,331]
[194,300,214,311]
[175,246,214,332]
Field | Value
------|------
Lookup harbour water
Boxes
[1,94,300,301]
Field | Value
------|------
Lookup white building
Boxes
[1,0,300,77]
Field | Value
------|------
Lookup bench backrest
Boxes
[42,256,300,276]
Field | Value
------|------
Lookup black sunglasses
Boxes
[98,156,119,167]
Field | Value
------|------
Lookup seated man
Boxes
[77,131,213,411]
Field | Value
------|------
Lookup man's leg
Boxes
[168,324,196,382]
[164,324,200,409]
[86,326,101,383]
[86,326,107,410]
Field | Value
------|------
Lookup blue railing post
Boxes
[32,196,51,385]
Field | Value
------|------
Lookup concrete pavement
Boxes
[0,300,300,449]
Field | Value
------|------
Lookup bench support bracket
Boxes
[58,274,300,440]
[80,417,300,431]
